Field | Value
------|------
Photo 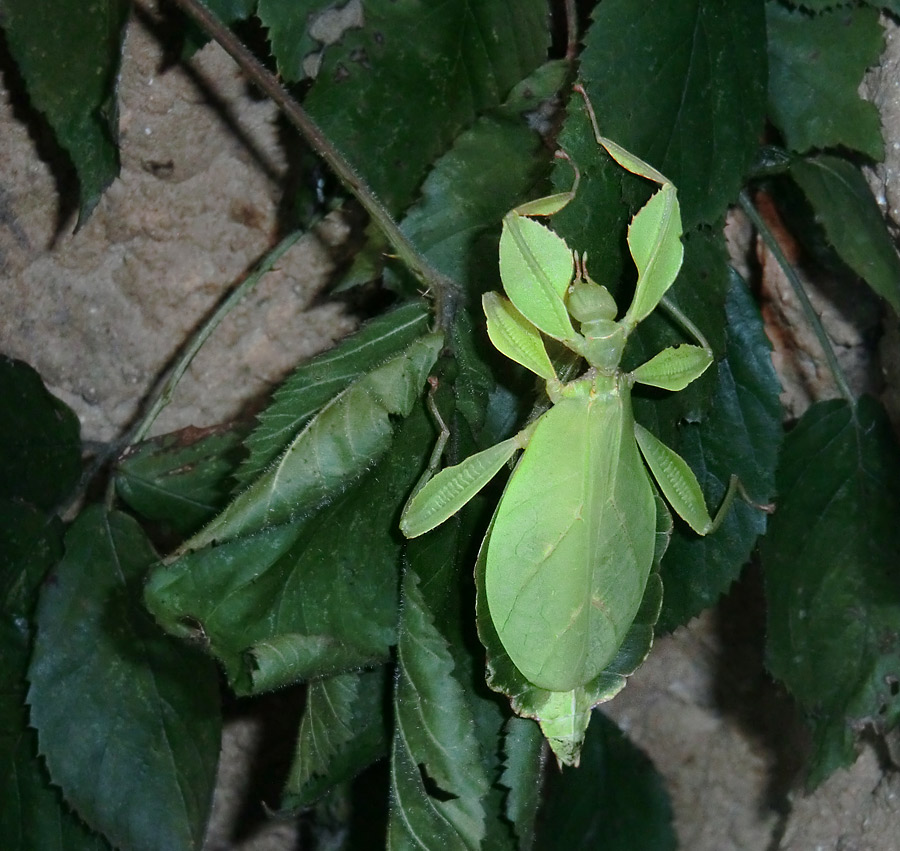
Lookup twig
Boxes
[81,231,302,512]
[739,190,855,405]
[166,0,460,328]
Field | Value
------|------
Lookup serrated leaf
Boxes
[497,717,543,851]
[535,713,676,851]
[235,301,431,487]
[788,155,900,315]
[304,0,550,214]
[1,0,129,221]
[257,0,336,82]
[179,332,442,551]
[115,424,248,535]
[762,397,900,787]
[559,0,766,230]
[767,2,884,159]
[653,272,782,631]
[27,508,221,851]
[0,503,108,851]
[145,399,436,693]
[283,668,389,810]
[389,547,490,850]
[0,356,81,511]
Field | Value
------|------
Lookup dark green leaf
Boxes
[145,399,436,693]
[180,332,441,550]
[564,0,766,230]
[1,0,129,220]
[198,0,256,23]
[282,668,389,810]
[654,272,782,631]
[396,60,567,300]
[257,0,339,82]
[767,2,883,159]
[304,0,550,214]
[535,713,676,851]
[28,508,221,851]
[234,301,431,487]
[0,502,107,851]
[0,356,81,511]
[788,155,900,315]
[388,533,491,849]
[497,717,544,851]
[115,424,248,536]
[762,397,900,787]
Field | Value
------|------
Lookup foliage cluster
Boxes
[2,0,900,848]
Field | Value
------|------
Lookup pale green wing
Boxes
[629,344,713,391]
[482,292,557,381]
[484,391,656,693]
[633,422,712,535]
[622,184,684,328]
[499,213,576,342]
[400,429,532,539]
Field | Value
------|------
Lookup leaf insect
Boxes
[400,89,745,699]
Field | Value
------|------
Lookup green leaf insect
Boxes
[400,94,742,698]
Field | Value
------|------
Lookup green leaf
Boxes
[497,717,543,851]
[235,301,431,488]
[28,509,221,851]
[535,713,676,851]
[179,332,442,551]
[304,0,551,214]
[283,668,389,810]
[762,397,900,787]
[0,502,109,851]
[767,2,884,159]
[565,0,766,229]
[256,0,336,82]
[388,538,491,849]
[788,155,900,315]
[145,400,436,693]
[0,356,81,511]
[115,424,248,536]
[654,273,782,631]
[1,0,129,221]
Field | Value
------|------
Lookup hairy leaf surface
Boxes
[1,0,128,220]
[28,509,221,851]
[767,2,883,159]
[235,302,431,487]
[762,397,900,787]
[145,401,436,693]
[179,333,441,551]
[650,275,782,631]
[535,713,676,851]
[283,668,389,810]
[304,0,550,215]
[788,156,900,316]
[115,424,248,536]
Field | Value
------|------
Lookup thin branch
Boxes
[739,190,855,405]
[563,0,579,63]
[167,0,460,327]
[85,230,302,512]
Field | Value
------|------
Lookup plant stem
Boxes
[738,190,855,405]
[167,0,460,327]
[90,230,301,512]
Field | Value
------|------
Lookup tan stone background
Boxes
[2,3,899,848]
